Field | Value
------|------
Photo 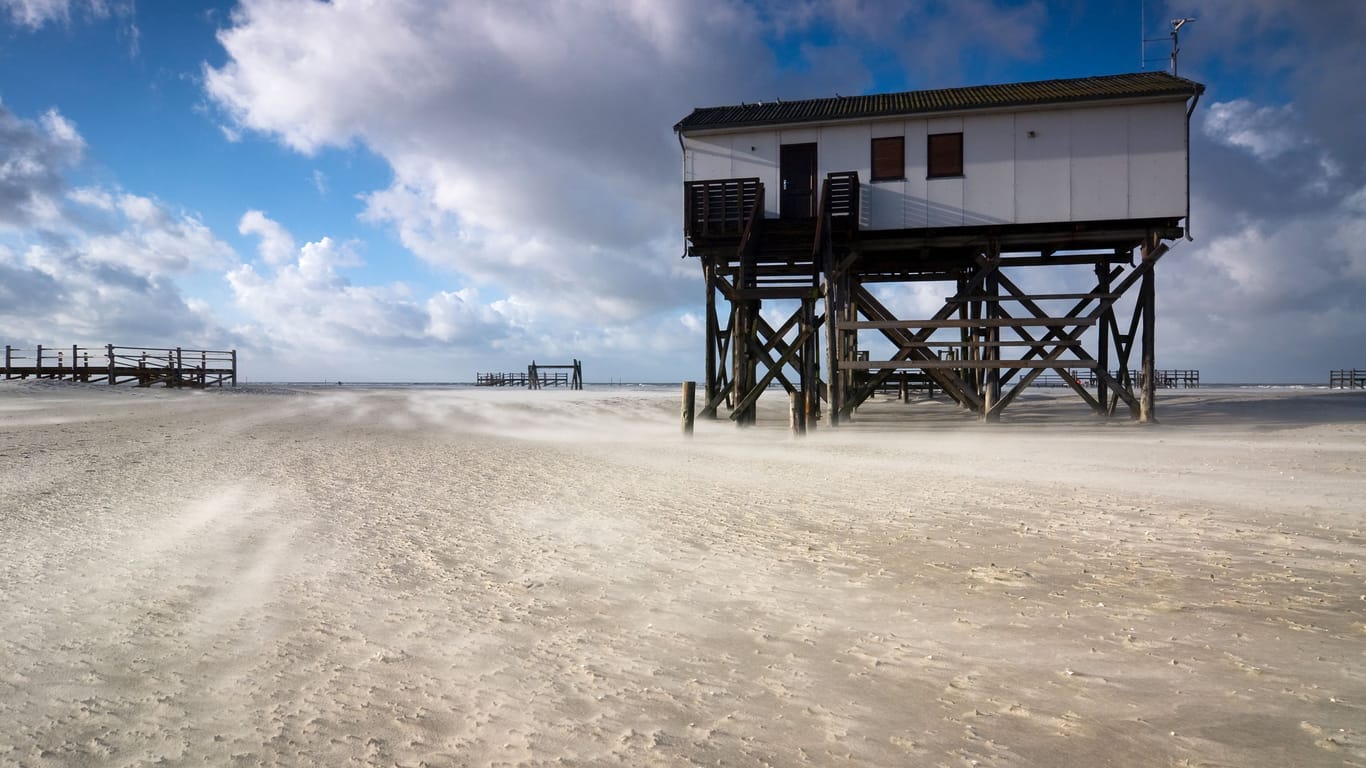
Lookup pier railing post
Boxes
[230,349,237,387]
[3,345,9,380]
[107,344,115,384]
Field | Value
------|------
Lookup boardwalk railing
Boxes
[1329,369,1366,389]
[3,344,236,387]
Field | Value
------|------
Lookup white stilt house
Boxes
[676,71,1204,425]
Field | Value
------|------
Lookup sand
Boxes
[1,380,1363,767]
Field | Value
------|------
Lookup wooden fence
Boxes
[3,344,236,387]
[1329,369,1366,389]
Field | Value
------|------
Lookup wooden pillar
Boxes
[3,345,10,379]
[704,260,719,417]
[681,380,696,436]
[36,344,43,379]
[835,274,857,418]
[824,273,842,426]
[789,390,806,435]
[107,344,116,385]
[72,345,79,381]
[801,296,819,432]
[983,266,1001,422]
[1096,260,1112,414]
[229,349,237,387]
[1139,255,1157,424]
[732,301,758,426]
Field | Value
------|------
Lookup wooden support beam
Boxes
[837,318,1098,330]
[842,359,1099,370]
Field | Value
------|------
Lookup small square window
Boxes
[871,136,904,182]
[927,132,963,178]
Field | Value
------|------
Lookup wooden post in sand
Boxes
[789,391,806,435]
[681,381,696,436]
[1139,235,1158,424]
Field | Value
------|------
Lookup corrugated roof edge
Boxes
[674,72,1205,133]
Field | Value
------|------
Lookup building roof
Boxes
[674,71,1204,133]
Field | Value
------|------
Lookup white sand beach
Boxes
[1,381,1363,767]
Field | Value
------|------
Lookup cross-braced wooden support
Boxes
[826,226,1175,423]
[686,172,1180,425]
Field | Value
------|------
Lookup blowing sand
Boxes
[1,381,1363,767]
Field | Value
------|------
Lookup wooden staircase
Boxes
[738,218,821,298]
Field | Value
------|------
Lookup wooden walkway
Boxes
[3,344,237,388]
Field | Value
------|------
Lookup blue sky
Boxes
[1,1,1363,382]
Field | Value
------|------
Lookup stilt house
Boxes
[675,71,1204,424]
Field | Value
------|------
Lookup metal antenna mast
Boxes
[1169,17,1197,76]
[1141,1,1197,74]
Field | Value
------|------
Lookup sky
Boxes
[0,0,1362,383]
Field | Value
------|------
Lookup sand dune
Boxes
[1,381,1363,766]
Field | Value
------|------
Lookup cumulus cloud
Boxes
[201,0,1050,345]
[0,104,239,348]
[238,209,295,266]
[230,211,506,352]
[1202,100,1305,161]
[0,106,85,228]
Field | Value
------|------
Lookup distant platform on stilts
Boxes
[3,344,237,388]
[476,359,583,390]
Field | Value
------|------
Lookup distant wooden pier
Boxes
[1329,369,1366,389]
[476,360,583,390]
[3,344,237,388]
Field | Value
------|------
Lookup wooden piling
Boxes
[682,380,696,436]
[789,391,806,436]
[1139,248,1157,424]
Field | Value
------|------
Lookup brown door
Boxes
[780,142,817,219]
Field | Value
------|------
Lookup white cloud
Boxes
[0,0,73,27]
[0,104,240,349]
[0,0,132,32]
[230,215,504,355]
[238,209,296,266]
[1202,99,1305,161]
[0,106,85,227]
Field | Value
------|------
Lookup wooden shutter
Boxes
[927,132,963,178]
[871,136,904,181]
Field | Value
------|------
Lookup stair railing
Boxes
[735,184,765,290]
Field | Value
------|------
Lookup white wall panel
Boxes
[684,135,732,182]
[731,131,780,217]
[1070,107,1129,221]
[903,120,929,228]
[1129,101,1187,219]
[1014,110,1071,222]
[962,113,1014,225]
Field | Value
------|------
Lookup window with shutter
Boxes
[870,136,905,182]
[927,132,963,178]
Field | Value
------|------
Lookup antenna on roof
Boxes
[1169,17,1197,76]
[1140,1,1196,74]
